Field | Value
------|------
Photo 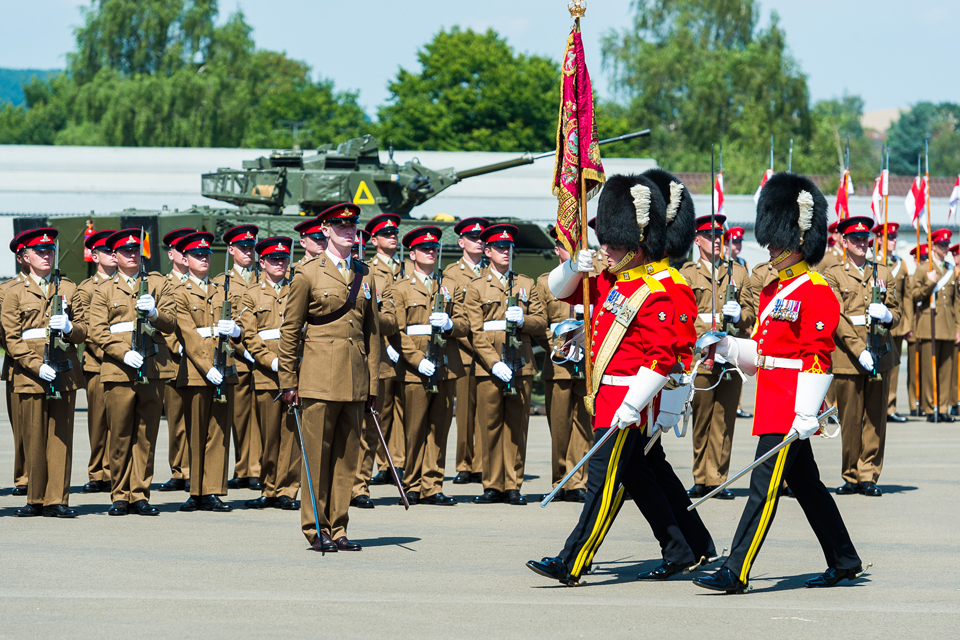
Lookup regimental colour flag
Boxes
[870,169,888,223]
[552,24,605,255]
[714,172,725,216]
[753,169,772,204]
[834,169,854,220]
[906,175,928,231]
[948,174,960,221]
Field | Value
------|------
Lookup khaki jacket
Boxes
[0,276,85,394]
[369,253,402,380]
[680,258,755,336]
[885,256,913,339]
[534,271,584,382]
[278,255,380,402]
[75,272,113,374]
[0,274,27,382]
[817,247,844,272]
[90,272,177,383]
[161,271,189,366]
[464,268,546,378]
[823,259,901,374]
[212,269,255,372]
[174,277,241,388]
[240,275,290,391]
[743,261,779,324]
[443,257,484,370]
[908,259,957,341]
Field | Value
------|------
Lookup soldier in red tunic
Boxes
[694,172,863,593]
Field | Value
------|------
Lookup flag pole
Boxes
[925,140,937,419]
[788,138,793,172]
[571,8,592,397]
[882,145,889,264]
[842,137,850,261]
[916,154,922,263]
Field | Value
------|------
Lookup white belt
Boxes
[756,355,802,370]
[22,328,47,340]
[483,320,507,332]
[257,328,281,340]
[849,315,867,326]
[600,374,640,386]
[196,327,214,338]
[698,313,722,323]
[405,325,432,336]
[110,322,135,333]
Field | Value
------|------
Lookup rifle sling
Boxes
[305,270,364,326]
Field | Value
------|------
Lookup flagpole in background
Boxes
[916,154,922,264]
[925,139,937,420]
[882,145,889,264]
[788,138,793,172]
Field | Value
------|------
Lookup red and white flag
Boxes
[753,169,772,204]
[834,169,854,220]
[870,169,888,223]
[906,175,928,231]
[714,172,725,216]
[948,174,960,221]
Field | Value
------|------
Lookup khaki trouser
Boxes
[375,378,405,471]
[164,383,189,480]
[455,370,481,475]
[919,339,953,414]
[255,390,301,500]
[85,372,111,483]
[403,379,456,498]
[104,380,162,503]
[7,381,27,487]
[476,376,531,493]
[835,373,890,484]
[231,370,261,480]
[182,386,232,497]
[544,378,591,490]
[354,378,395,498]
[691,367,741,486]
[887,337,904,414]
[300,399,362,544]
[20,392,76,507]
[907,341,920,412]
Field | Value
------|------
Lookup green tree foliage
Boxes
[887,102,960,176]
[376,27,559,152]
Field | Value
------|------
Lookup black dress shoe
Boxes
[395,468,405,483]
[83,480,104,493]
[686,484,707,498]
[736,409,753,418]
[468,472,482,484]
[707,486,734,500]
[311,531,338,553]
[179,496,199,512]
[227,477,250,489]
[159,478,186,492]
[421,492,457,505]
[12,484,28,496]
[248,478,263,491]
[199,495,232,512]
[42,505,77,518]
[563,488,587,503]
[474,489,504,504]
[108,500,129,516]
[887,413,908,423]
[399,492,419,506]
[129,500,159,516]
[836,481,860,495]
[245,496,279,509]
[549,488,566,502]
[805,565,862,587]
[952,405,959,417]
[452,471,471,484]
[335,536,362,551]
[693,567,747,593]
[637,559,687,580]
[350,494,375,509]
[15,503,42,517]
[370,470,390,485]
[860,481,882,497]
[505,489,527,505]
[278,496,300,510]
[526,556,577,585]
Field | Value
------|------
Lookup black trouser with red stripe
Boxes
[558,427,702,580]
[724,434,861,585]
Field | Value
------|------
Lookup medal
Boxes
[520,288,528,303]
[442,286,451,302]
[362,282,371,299]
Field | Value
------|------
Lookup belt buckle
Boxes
[757,355,768,369]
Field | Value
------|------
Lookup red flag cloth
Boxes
[753,169,772,204]
[870,174,882,223]
[948,174,959,221]
[834,170,853,220]
[906,176,928,231]
[552,25,605,255]
[714,172,725,216]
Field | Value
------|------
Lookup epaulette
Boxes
[642,275,666,293]
[667,267,687,285]
[809,272,828,286]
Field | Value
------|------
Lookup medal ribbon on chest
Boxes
[771,298,801,322]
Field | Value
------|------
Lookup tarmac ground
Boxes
[0,368,958,639]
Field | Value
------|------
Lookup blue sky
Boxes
[2,0,958,115]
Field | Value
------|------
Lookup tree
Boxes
[887,102,960,176]
[377,27,559,152]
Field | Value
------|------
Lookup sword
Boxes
[687,405,838,511]
[643,428,662,455]
[288,401,323,543]
[370,408,409,510]
[541,425,621,507]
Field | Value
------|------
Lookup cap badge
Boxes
[424,233,436,241]
[199,239,209,247]
[41,234,51,242]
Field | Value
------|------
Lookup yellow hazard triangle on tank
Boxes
[353,180,376,205]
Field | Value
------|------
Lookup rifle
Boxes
[867,261,889,381]
[703,144,719,372]
[213,249,236,403]
[501,245,524,396]
[425,243,448,394]
[43,240,71,400]
[132,228,155,385]
[722,233,738,338]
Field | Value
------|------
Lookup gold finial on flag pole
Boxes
[568,0,587,18]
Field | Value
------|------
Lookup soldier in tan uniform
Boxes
[823,217,901,498]
[240,236,302,510]
[90,230,177,515]
[3,228,86,518]
[534,227,590,502]
[682,214,754,499]
[174,231,242,512]
[293,217,328,266]
[906,245,924,416]
[213,225,262,490]
[75,229,117,494]
[279,203,379,553]
[444,217,488,485]
[465,224,546,505]
[158,227,196,492]
[908,228,958,422]
[871,223,912,423]
[818,221,844,272]
[386,227,468,505]
[2,235,30,495]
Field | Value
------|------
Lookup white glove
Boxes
[270,358,279,372]
[868,302,892,323]
[429,311,453,331]
[654,380,690,433]
[217,319,241,338]
[611,402,643,430]
[49,314,72,334]
[418,358,436,377]
[789,414,821,440]
[136,294,156,316]
[722,300,742,323]
[38,364,57,382]
[505,306,524,326]
[576,250,595,272]
[788,372,833,441]
[243,350,255,363]
[492,361,513,382]
[123,351,144,369]
[548,252,593,299]
[714,336,758,376]
[858,349,874,371]
[205,367,223,386]
[610,367,670,430]
[386,344,400,363]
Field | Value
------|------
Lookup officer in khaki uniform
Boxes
[279,203,380,553]
[75,229,117,494]
[823,216,901,498]
[90,230,177,515]
[465,224,546,505]
[2,228,86,518]
[174,231,242,512]
[818,221,844,272]
[294,216,328,264]
[908,228,958,422]
[534,227,590,502]
[682,214,754,498]
[2,236,30,495]
[387,226,468,505]
[240,236,302,510]
[871,223,912,422]
[158,227,196,492]
[905,245,924,416]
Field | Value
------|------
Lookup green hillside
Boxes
[0,68,60,105]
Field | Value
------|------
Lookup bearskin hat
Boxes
[595,174,666,261]
[642,168,695,260]
[755,172,828,266]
